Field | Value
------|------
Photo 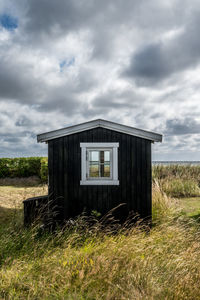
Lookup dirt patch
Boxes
[0,176,42,187]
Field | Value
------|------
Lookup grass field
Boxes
[1,177,200,299]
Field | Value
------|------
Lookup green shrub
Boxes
[40,158,48,183]
[0,157,48,182]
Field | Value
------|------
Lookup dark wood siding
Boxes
[48,127,152,222]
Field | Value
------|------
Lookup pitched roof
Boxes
[37,119,162,143]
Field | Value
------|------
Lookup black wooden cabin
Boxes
[24,119,162,225]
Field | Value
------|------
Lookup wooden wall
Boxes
[48,127,152,222]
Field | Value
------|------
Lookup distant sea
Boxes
[153,161,200,165]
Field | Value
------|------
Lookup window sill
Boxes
[80,180,119,185]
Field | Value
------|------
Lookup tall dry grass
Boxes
[152,164,200,182]
[0,182,200,299]
[153,165,200,197]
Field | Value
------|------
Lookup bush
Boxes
[0,157,48,182]
[40,158,48,183]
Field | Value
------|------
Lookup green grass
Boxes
[1,179,200,299]
[178,197,200,218]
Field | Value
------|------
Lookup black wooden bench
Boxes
[23,195,48,226]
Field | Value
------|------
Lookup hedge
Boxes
[0,157,48,182]
[40,158,48,182]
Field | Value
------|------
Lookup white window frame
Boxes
[80,143,119,185]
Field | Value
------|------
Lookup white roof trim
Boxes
[37,119,162,143]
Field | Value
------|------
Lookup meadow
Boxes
[0,166,200,299]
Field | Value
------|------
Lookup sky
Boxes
[0,0,200,160]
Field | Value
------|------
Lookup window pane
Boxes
[104,163,110,177]
[88,149,111,178]
[104,151,110,162]
[89,163,99,177]
[89,151,99,162]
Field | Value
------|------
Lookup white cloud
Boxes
[0,0,199,159]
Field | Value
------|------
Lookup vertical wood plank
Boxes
[146,141,152,220]
[136,137,142,216]
[53,138,64,222]
[63,136,69,219]
[80,130,89,215]
[126,134,131,213]
[48,141,54,198]
[141,139,146,218]
[49,127,152,223]
[130,136,136,213]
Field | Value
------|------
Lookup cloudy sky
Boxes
[0,0,200,160]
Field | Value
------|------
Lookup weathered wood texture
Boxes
[48,127,152,222]
[23,195,48,226]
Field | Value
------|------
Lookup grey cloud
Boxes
[15,116,32,127]
[123,43,170,85]
[0,57,95,115]
[0,58,44,102]
[123,9,200,86]
[0,0,200,160]
[21,0,117,46]
[165,118,200,136]
[92,90,142,109]
[23,0,184,36]
[0,141,47,157]
[81,89,144,118]
[151,113,162,119]
[38,93,80,115]
[36,71,97,114]
[15,0,185,58]
[25,0,85,38]
[3,137,21,143]
[75,68,99,92]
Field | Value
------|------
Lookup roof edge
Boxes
[37,119,162,143]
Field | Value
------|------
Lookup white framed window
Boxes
[80,143,119,185]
